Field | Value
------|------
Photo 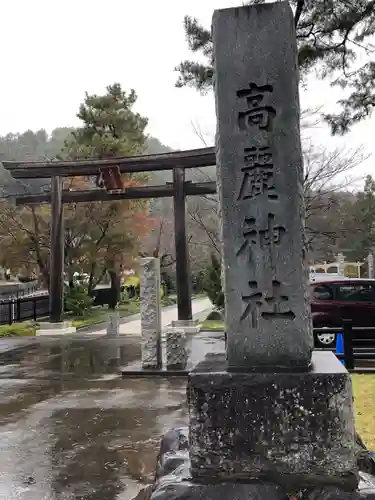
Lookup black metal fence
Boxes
[0,286,118,326]
[0,294,49,325]
[0,282,42,301]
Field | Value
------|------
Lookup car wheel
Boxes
[314,326,337,349]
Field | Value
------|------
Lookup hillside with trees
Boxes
[0,127,172,195]
[1,116,372,275]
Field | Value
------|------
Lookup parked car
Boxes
[310,278,375,348]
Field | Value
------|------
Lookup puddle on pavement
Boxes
[0,334,200,500]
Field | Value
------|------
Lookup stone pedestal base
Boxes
[171,319,200,334]
[188,351,357,491]
[151,480,375,500]
[37,321,76,336]
[152,427,375,500]
[165,327,188,369]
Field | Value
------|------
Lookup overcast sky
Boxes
[1,0,374,183]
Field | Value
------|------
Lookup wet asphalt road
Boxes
[0,333,225,500]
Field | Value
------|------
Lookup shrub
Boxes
[124,276,140,299]
[120,288,130,304]
[206,310,223,321]
[161,271,175,294]
[64,285,93,316]
[192,271,206,293]
[203,254,224,310]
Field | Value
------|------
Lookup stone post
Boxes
[140,257,162,369]
[337,252,346,277]
[165,327,188,370]
[188,2,357,492]
[368,252,374,279]
[107,310,120,336]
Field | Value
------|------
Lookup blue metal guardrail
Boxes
[315,321,375,372]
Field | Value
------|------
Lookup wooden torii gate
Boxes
[2,147,217,324]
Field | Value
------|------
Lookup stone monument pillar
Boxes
[140,257,162,369]
[188,2,357,492]
[215,2,312,371]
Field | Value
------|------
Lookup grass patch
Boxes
[71,311,108,328]
[67,300,141,329]
[353,374,375,449]
[118,301,140,315]
[200,320,224,331]
[0,322,36,337]
[0,296,177,335]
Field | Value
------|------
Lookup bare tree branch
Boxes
[294,0,305,28]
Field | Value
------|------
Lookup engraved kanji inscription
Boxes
[261,213,286,276]
[236,217,257,263]
[262,281,295,320]
[237,214,286,265]
[238,146,277,201]
[259,213,286,248]
[240,281,262,327]
[237,83,276,131]
[241,280,295,327]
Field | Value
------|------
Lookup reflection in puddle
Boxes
[0,336,190,499]
[0,333,224,499]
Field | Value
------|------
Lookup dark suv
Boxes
[311,278,375,348]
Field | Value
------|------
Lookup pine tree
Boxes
[64,84,148,160]
[62,84,150,307]
[175,0,375,135]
